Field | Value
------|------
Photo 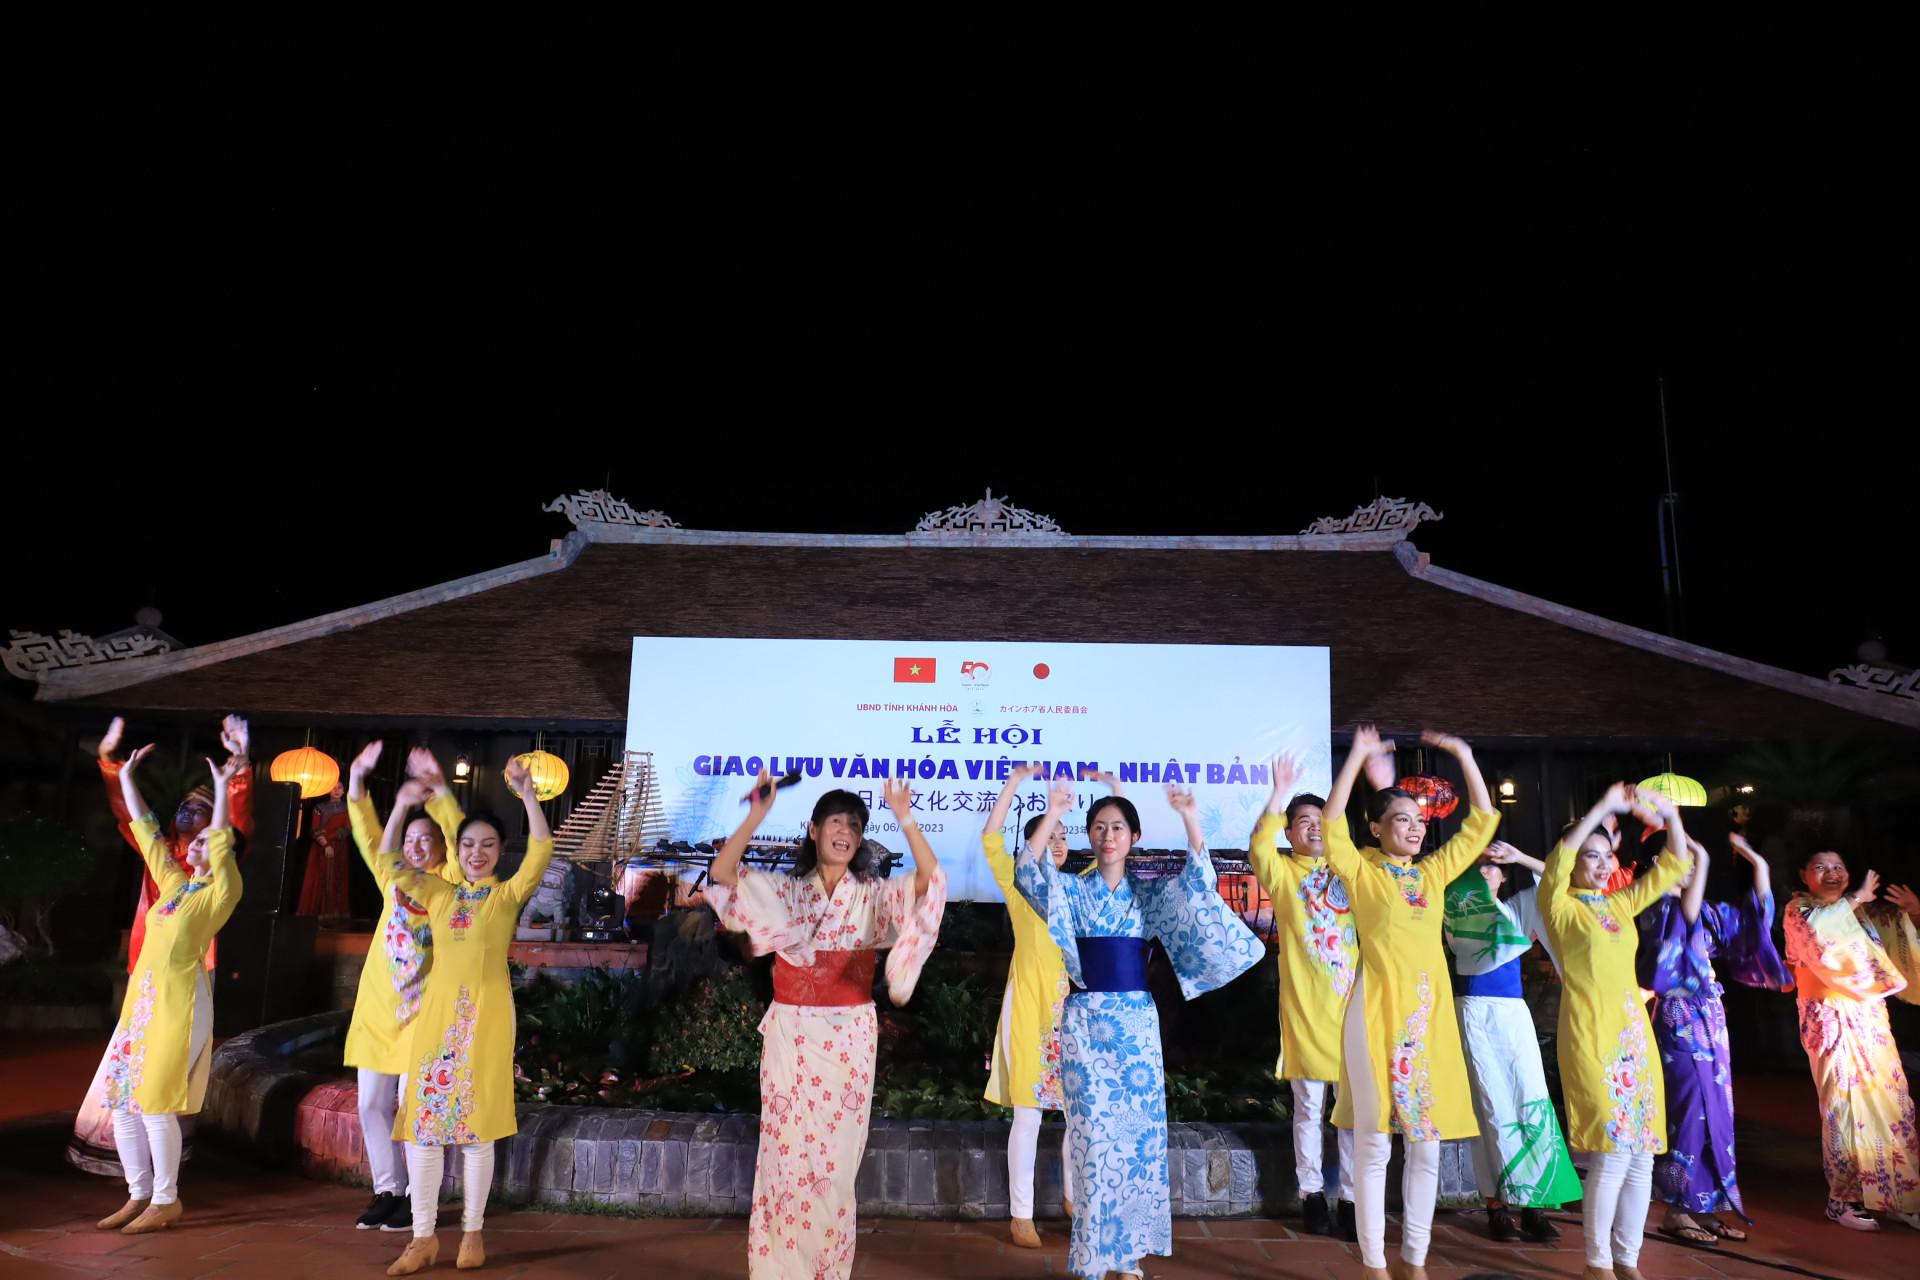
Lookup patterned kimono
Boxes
[1781,895,1920,1214]
[1443,876,1580,1207]
[982,830,1067,1110]
[1537,841,1690,1153]
[707,864,945,1280]
[1246,811,1356,1082]
[1014,843,1262,1280]
[1637,889,1790,1219]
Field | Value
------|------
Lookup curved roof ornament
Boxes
[542,489,681,530]
[1301,496,1442,538]
[912,489,1066,536]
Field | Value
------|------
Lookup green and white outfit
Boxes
[1443,878,1581,1207]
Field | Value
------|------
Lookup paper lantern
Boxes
[1396,773,1459,821]
[507,750,570,801]
[1637,772,1708,807]
[270,747,340,799]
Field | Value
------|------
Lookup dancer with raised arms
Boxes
[980,763,1083,1248]
[1638,832,1790,1244]
[707,771,946,1280]
[1442,840,1576,1243]
[92,745,244,1234]
[1780,851,1920,1231]
[340,743,465,1233]
[1246,753,1358,1239]
[1322,727,1501,1280]
[375,754,554,1275]
[1538,783,1695,1280]
[1015,776,1264,1280]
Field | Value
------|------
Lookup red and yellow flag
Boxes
[893,657,936,683]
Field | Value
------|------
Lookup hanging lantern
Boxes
[1637,772,1708,807]
[507,750,570,801]
[1396,773,1459,821]
[270,746,340,799]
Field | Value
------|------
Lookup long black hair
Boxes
[1086,795,1141,840]
[792,789,879,880]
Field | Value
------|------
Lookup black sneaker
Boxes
[356,1191,399,1230]
[1335,1198,1358,1242]
[379,1191,416,1232]
[1520,1207,1562,1244]
[1487,1205,1522,1242]
[1302,1191,1333,1236]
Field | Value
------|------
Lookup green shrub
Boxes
[649,967,767,1073]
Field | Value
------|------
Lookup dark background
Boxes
[12,23,1912,685]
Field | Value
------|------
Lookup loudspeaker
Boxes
[213,912,319,1037]
[237,780,304,914]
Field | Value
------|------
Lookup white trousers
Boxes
[405,1140,495,1237]
[1343,970,1440,1269]
[1008,1105,1045,1218]
[1582,1150,1652,1268]
[357,1070,408,1195]
[112,1111,183,1205]
[1290,1080,1356,1201]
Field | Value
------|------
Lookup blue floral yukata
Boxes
[1015,843,1263,1279]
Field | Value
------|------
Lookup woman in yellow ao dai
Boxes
[1537,782,1693,1280]
[94,746,244,1235]
[1322,727,1500,1280]
[375,756,555,1276]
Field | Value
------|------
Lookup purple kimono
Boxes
[1636,889,1791,1219]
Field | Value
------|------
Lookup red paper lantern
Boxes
[1396,773,1459,821]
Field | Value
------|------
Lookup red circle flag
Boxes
[1033,663,1050,678]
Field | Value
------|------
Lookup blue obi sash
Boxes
[1076,937,1149,992]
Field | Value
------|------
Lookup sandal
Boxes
[1695,1215,1747,1242]
[1656,1215,1718,1247]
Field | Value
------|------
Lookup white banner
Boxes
[626,637,1331,902]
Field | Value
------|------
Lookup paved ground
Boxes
[0,1038,1912,1279]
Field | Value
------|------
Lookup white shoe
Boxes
[1884,1209,1920,1231]
[1825,1200,1880,1231]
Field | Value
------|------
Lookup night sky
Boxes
[14,33,1912,693]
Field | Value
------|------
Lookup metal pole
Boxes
[1657,377,1685,638]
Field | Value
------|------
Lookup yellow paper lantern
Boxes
[507,750,570,801]
[271,746,340,799]
[1637,772,1708,807]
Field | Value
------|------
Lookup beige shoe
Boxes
[1583,1267,1618,1280]
[1360,1267,1392,1280]
[120,1200,182,1234]
[97,1199,149,1230]
[1614,1267,1645,1280]
[1389,1260,1429,1280]
[1010,1217,1042,1248]
[387,1235,440,1275]
[456,1230,485,1269]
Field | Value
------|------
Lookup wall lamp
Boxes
[1497,776,1519,804]
[453,754,472,782]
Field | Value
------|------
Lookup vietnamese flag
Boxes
[893,657,936,683]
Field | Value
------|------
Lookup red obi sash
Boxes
[772,949,875,1007]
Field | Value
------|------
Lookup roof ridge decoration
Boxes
[4,628,174,682]
[912,489,1066,536]
[543,489,681,530]
[1301,496,1442,537]
[1828,664,1917,701]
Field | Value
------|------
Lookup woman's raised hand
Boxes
[407,747,447,791]
[504,756,535,798]
[207,753,242,787]
[1727,832,1763,864]
[1420,730,1472,759]
[1078,768,1123,796]
[350,741,383,781]
[1850,869,1880,908]
[1884,882,1920,919]
[1007,763,1044,790]
[98,716,125,761]
[883,775,916,823]
[1164,781,1198,816]
[220,714,250,760]
[1485,840,1523,865]
[123,742,155,773]
[1046,777,1076,815]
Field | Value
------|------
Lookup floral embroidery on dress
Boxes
[1389,972,1439,1139]
[1299,863,1358,1000]
[448,884,492,931]
[1033,967,1069,1110]
[1574,891,1622,934]
[1381,861,1428,911]
[383,888,433,1024]
[156,878,210,917]
[412,987,479,1144]
[104,971,158,1112]
[1604,994,1660,1152]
